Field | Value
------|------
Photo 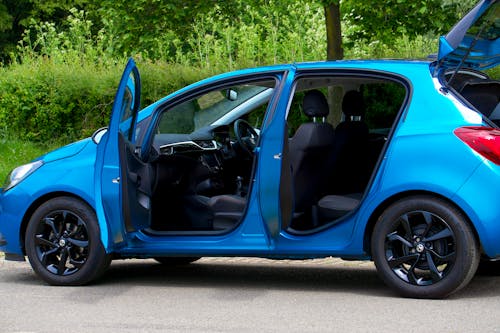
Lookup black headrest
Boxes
[342,90,365,117]
[303,90,329,118]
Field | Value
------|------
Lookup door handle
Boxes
[112,177,120,184]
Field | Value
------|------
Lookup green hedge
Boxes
[2,57,498,144]
[0,59,213,142]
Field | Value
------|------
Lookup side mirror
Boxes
[226,89,238,101]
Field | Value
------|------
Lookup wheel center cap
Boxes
[59,239,67,247]
[415,243,425,253]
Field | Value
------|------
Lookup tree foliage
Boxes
[341,0,476,47]
[0,0,90,62]
[0,0,478,63]
[0,0,482,142]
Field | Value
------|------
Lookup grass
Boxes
[0,137,58,182]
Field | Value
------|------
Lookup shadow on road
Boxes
[95,258,500,299]
[99,259,388,296]
[4,258,500,299]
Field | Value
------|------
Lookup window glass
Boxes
[118,73,137,140]
[157,82,274,135]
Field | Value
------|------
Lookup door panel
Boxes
[118,133,153,232]
[258,69,295,239]
[96,58,150,241]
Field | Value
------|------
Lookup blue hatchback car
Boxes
[1,0,499,298]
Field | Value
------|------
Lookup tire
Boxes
[25,197,111,286]
[154,257,201,265]
[371,195,479,299]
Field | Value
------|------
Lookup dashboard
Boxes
[151,124,247,197]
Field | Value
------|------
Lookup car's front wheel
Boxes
[371,196,479,299]
[25,197,111,285]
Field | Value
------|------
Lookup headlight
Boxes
[3,160,44,192]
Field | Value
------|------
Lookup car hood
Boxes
[438,0,499,70]
[40,138,91,163]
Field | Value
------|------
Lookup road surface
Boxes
[1,257,500,332]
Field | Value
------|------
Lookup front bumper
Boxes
[0,189,27,258]
[0,231,6,246]
[0,232,24,261]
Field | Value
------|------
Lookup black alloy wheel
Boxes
[371,196,479,298]
[25,197,111,285]
[33,209,89,276]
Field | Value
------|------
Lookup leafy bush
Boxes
[0,135,58,181]
[345,34,437,60]
[0,2,482,143]
[90,1,327,69]
[0,59,214,142]
[0,60,119,141]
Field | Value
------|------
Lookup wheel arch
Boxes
[363,190,482,257]
[19,192,95,255]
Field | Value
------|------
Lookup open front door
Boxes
[97,58,151,241]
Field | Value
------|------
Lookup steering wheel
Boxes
[234,119,259,156]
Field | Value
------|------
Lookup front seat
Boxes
[183,193,246,231]
[289,90,336,214]
[207,194,247,230]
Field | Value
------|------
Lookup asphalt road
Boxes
[1,256,500,333]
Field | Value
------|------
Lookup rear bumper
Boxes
[453,160,500,258]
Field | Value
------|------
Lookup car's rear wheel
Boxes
[371,196,479,299]
[25,197,111,285]
[154,257,201,265]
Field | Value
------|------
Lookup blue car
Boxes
[1,0,499,298]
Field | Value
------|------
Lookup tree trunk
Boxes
[324,3,343,126]
[324,3,343,61]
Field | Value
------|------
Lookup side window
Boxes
[157,83,274,135]
[286,78,405,136]
[120,86,134,122]
[285,75,407,201]
[362,82,406,131]
[118,72,139,142]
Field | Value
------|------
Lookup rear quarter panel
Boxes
[358,70,500,257]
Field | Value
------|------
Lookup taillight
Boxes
[454,126,500,165]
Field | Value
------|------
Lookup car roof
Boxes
[137,59,432,123]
